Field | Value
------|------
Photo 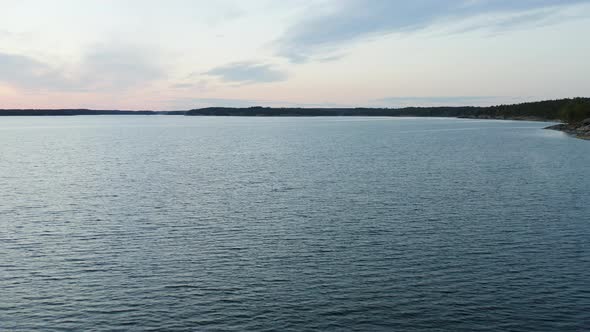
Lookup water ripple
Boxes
[1,116,589,331]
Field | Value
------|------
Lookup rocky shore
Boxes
[545,118,590,140]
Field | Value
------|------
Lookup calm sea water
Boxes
[1,116,589,331]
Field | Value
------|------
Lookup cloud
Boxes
[203,62,288,85]
[171,83,196,89]
[0,52,72,90]
[445,6,589,36]
[170,79,210,91]
[0,44,164,92]
[77,44,164,90]
[276,0,590,62]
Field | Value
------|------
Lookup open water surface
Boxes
[1,116,589,331]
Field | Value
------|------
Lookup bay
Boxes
[1,116,589,331]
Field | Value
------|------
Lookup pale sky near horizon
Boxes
[0,0,589,110]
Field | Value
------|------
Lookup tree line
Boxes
[186,98,590,123]
[2,98,589,123]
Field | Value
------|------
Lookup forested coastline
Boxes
[0,109,184,116]
[184,98,589,122]
[2,98,588,124]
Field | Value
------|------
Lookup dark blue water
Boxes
[1,116,589,331]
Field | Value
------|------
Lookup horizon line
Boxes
[1,97,588,112]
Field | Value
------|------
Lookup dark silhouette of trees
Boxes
[2,98,589,122]
[559,98,590,124]
[185,98,589,121]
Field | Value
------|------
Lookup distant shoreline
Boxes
[0,112,558,122]
[0,110,560,122]
[0,110,185,116]
[4,100,590,140]
[0,98,583,121]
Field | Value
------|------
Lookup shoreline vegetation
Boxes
[1,98,589,139]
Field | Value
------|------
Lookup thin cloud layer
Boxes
[78,45,164,90]
[0,45,164,92]
[0,52,72,90]
[276,0,590,62]
[204,62,288,85]
[0,1,588,109]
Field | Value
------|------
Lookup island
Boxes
[2,98,589,139]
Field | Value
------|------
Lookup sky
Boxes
[0,0,589,110]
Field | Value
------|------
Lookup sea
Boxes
[1,116,589,331]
